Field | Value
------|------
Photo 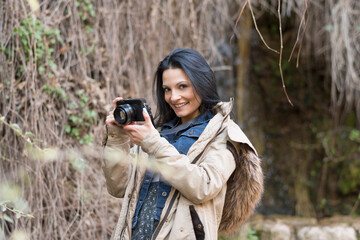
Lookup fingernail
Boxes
[143,107,148,114]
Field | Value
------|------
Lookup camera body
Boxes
[114,98,154,125]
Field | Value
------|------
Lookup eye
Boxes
[179,84,188,89]
[163,87,170,92]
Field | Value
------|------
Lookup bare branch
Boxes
[278,0,293,106]
[288,0,308,66]
[230,0,248,43]
[248,0,279,54]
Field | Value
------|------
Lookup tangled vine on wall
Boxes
[0,0,359,238]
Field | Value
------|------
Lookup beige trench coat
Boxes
[102,100,263,240]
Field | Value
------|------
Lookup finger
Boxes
[142,108,152,126]
[123,123,136,132]
[124,131,134,142]
[107,111,114,119]
[112,97,123,109]
[122,124,135,131]
[106,112,114,119]
[106,114,121,126]
[106,117,116,126]
[106,119,115,126]
[106,114,112,122]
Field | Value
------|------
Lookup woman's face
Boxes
[162,68,201,124]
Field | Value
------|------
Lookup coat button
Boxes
[162,192,167,197]
[197,224,202,229]
[128,193,132,198]
[180,227,184,232]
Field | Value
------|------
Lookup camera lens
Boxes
[119,111,126,121]
[114,104,134,125]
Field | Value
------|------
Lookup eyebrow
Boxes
[162,80,188,88]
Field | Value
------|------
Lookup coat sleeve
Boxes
[102,124,134,198]
[141,128,236,204]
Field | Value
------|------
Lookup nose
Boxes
[170,90,181,102]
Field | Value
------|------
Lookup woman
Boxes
[102,48,263,240]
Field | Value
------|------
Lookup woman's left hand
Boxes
[122,108,155,146]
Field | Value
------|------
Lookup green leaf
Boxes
[48,60,58,70]
[10,123,22,135]
[54,29,61,36]
[38,66,45,72]
[36,48,44,58]
[69,102,78,108]
[65,125,71,133]
[34,31,42,41]
[33,138,43,143]
[325,24,334,32]
[349,130,360,142]
[2,214,14,223]
[71,128,80,137]
[0,115,5,123]
[25,141,33,150]
[41,148,60,162]
[21,38,28,46]
[90,9,96,17]
[25,132,35,138]
[14,199,28,212]
[82,134,93,145]
[71,157,87,171]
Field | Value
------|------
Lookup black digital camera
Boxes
[114,98,154,125]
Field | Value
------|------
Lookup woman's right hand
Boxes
[105,97,123,126]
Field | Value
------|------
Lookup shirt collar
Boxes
[162,109,214,131]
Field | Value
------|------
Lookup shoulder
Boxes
[225,120,258,156]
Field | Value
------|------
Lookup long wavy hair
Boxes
[153,48,220,127]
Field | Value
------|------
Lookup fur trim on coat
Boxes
[219,142,264,234]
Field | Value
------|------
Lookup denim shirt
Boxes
[131,110,214,229]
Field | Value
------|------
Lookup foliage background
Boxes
[0,0,359,239]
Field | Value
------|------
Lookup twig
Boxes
[247,0,279,54]
[288,0,308,67]
[230,0,248,43]
[350,192,360,216]
[231,0,292,105]
[277,0,293,106]
[0,115,41,150]
[296,17,308,68]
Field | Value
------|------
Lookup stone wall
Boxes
[222,215,360,240]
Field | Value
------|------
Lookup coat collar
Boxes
[213,98,258,156]
[212,98,234,117]
[186,98,257,158]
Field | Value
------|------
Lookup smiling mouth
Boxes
[174,103,188,108]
